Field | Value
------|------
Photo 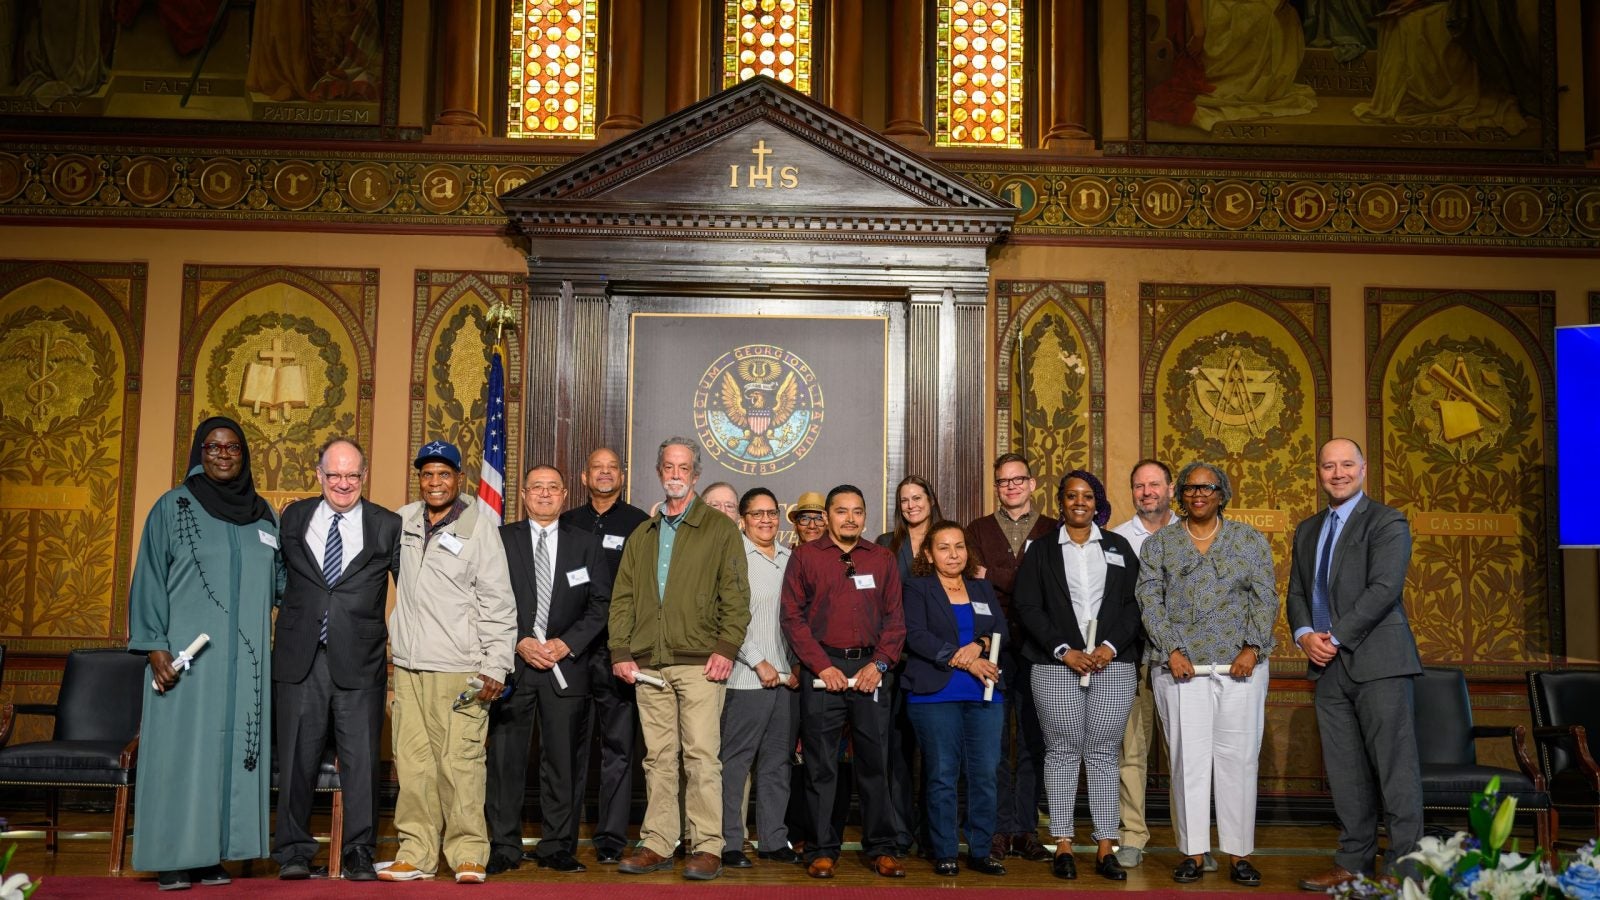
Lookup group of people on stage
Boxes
[128,419,1424,892]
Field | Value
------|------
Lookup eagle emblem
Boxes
[694,344,824,476]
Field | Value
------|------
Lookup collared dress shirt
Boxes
[1291,489,1364,646]
[730,536,794,690]
[780,536,905,674]
[1111,510,1179,560]
[306,499,364,579]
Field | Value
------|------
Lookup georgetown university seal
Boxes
[693,344,824,475]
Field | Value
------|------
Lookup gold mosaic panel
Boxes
[723,0,812,91]
[508,0,601,138]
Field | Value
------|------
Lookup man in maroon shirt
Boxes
[966,453,1058,861]
[781,484,905,879]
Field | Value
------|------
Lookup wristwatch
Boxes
[873,660,889,674]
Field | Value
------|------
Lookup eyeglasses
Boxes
[744,509,780,520]
[1180,483,1221,496]
[795,512,824,525]
[320,472,364,485]
[524,484,564,494]
[994,475,1031,489]
[201,442,243,457]
[839,552,856,579]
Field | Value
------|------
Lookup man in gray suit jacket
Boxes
[1287,438,1423,890]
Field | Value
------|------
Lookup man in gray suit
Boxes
[1288,438,1423,890]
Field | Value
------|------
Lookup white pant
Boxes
[1150,662,1268,857]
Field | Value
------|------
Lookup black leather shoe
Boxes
[1052,853,1078,880]
[722,850,753,868]
[485,853,521,875]
[537,850,588,873]
[158,870,192,891]
[277,858,310,881]
[1174,857,1204,883]
[758,847,800,863]
[1231,858,1263,886]
[934,859,959,876]
[595,845,624,864]
[967,855,1007,876]
[343,846,378,881]
[1097,854,1128,881]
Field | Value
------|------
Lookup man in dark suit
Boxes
[485,464,613,875]
[272,437,401,881]
[1287,438,1423,890]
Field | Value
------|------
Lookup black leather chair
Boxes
[0,648,146,873]
[1527,670,1600,847]
[1414,667,1550,850]
[269,748,346,878]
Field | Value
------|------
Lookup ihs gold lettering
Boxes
[728,140,798,190]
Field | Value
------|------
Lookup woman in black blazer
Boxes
[1012,470,1142,882]
[901,521,1009,878]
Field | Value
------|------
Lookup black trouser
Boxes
[800,654,897,862]
[888,665,927,852]
[272,646,385,864]
[576,647,639,854]
[485,667,588,859]
[995,653,1047,834]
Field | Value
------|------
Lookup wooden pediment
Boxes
[502,77,1016,243]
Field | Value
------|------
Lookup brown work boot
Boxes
[874,855,907,878]
[806,857,835,879]
[1013,832,1051,862]
[1299,866,1360,891]
[683,851,722,881]
[618,846,673,874]
[991,833,1011,860]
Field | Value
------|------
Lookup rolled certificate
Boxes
[1191,664,1233,677]
[633,671,666,688]
[533,626,568,690]
[153,633,210,692]
[983,632,1001,702]
[1080,619,1097,688]
[811,677,859,689]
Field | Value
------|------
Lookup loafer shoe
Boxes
[967,855,1007,876]
[806,857,834,879]
[594,846,624,865]
[758,847,800,863]
[378,861,429,881]
[684,851,723,881]
[454,861,486,884]
[278,858,311,881]
[618,846,673,874]
[934,858,959,876]
[1173,857,1204,883]
[343,846,377,881]
[1052,853,1078,880]
[537,851,587,873]
[1113,845,1144,868]
[1097,854,1128,881]
[1299,865,1361,891]
[158,870,191,891]
[874,855,906,878]
[1231,858,1263,887]
[721,850,753,868]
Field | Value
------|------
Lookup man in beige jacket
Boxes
[380,440,517,884]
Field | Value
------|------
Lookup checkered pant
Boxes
[1031,661,1137,842]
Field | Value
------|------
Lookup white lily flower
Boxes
[0,872,33,900]
[1400,876,1430,900]
[1401,833,1466,873]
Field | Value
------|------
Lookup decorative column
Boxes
[1586,0,1600,154]
[666,0,707,113]
[828,0,864,119]
[433,0,486,137]
[599,0,645,138]
[1041,0,1095,150]
[883,0,929,144]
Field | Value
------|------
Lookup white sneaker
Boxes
[1203,852,1219,872]
[1113,846,1144,868]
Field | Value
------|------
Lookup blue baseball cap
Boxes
[414,439,462,471]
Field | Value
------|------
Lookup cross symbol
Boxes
[257,337,296,368]
[751,140,772,171]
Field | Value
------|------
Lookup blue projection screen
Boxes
[1558,325,1600,548]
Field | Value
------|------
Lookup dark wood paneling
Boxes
[952,297,988,522]
[906,301,941,490]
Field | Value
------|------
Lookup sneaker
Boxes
[158,870,192,891]
[1203,851,1219,873]
[378,861,430,881]
[1113,845,1144,868]
[192,864,231,886]
[454,861,487,884]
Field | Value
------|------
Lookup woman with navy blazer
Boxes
[1013,470,1142,882]
[901,520,1010,878]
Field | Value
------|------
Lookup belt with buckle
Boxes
[823,645,873,659]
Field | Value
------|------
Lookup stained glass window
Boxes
[935,0,1025,148]
[722,0,812,92]
[508,0,600,139]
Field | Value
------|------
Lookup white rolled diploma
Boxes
[153,633,209,692]
[1080,619,1097,688]
[532,626,568,690]
[983,632,1001,701]
[809,676,877,701]
[633,671,666,688]
[1190,664,1234,677]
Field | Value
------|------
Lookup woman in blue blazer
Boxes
[902,520,1010,878]
[1012,470,1143,882]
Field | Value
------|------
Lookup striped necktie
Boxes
[534,527,551,638]
[320,513,343,644]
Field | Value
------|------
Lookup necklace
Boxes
[1184,516,1220,542]
[940,577,966,592]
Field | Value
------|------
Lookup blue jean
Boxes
[906,700,1005,860]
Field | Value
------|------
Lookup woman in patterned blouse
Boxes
[1136,461,1278,888]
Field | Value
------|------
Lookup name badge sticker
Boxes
[1105,551,1125,567]
[437,532,464,556]
[603,534,626,550]
[852,573,877,590]
[567,567,590,587]
[972,601,992,615]
[258,530,278,549]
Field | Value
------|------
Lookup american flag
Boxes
[477,345,507,525]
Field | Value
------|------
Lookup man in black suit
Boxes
[561,448,650,864]
[1288,438,1423,890]
[485,464,613,874]
[272,437,401,881]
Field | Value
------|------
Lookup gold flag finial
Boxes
[484,300,517,345]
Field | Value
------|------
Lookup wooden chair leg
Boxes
[44,789,58,854]
[1550,806,1560,851]
[329,789,344,880]
[110,785,130,875]
[1534,809,1551,855]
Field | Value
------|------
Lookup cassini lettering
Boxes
[1412,512,1519,537]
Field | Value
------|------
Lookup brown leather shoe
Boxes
[618,847,673,874]
[874,855,907,878]
[683,851,722,881]
[807,857,835,879]
[1299,866,1360,891]
[991,834,1011,860]
[1013,833,1052,862]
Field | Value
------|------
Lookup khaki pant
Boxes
[1118,663,1157,849]
[391,667,490,873]
[635,664,726,857]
